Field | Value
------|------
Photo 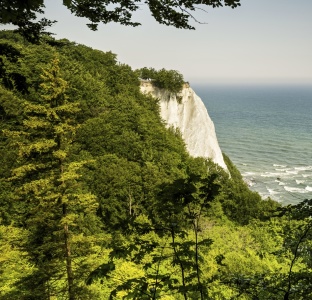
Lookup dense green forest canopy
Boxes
[1,31,312,299]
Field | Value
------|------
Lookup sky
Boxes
[5,0,312,85]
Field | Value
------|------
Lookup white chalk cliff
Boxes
[140,81,227,170]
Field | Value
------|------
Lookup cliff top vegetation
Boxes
[137,67,185,94]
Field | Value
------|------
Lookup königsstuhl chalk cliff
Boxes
[140,81,227,170]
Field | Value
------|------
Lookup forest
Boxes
[0,30,312,300]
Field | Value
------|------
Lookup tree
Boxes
[138,67,185,94]
[0,0,241,42]
[3,56,100,299]
[0,0,55,43]
[86,159,222,300]
[275,200,312,299]
[225,200,312,300]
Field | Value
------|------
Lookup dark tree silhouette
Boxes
[0,0,241,42]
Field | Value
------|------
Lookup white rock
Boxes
[140,81,227,170]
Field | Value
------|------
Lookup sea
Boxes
[194,84,312,205]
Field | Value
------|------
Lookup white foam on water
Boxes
[305,186,312,192]
[278,181,286,186]
[267,188,280,195]
[261,169,303,178]
[296,180,305,185]
[295,166,312,171]
[285,170,299,175]
[273,164,287,168]
[261,172,286,178]
[284,186,309,193]
[302,174,312,178]
[246,181,256,187]
[242,172,256,176]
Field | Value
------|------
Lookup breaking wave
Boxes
[284,186,309,193]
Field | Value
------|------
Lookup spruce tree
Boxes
[3,57,99,299]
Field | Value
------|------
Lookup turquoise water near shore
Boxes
[194,84,312,205]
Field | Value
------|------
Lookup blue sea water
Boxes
[194,84,312,205]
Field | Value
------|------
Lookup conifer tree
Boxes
[3,56,99,299]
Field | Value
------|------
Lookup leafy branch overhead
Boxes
[0,0,241,42]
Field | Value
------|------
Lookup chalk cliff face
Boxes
[140,81,227,170]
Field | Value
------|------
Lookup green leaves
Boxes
[1,0,242,43]
[0,54,103,299]
[138,67,185,94]
[86,262,116,285]
[3,31,309,300]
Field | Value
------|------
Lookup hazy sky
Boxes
[9,0,312,85]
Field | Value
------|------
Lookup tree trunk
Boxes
[193,218,204,300]
[171,228,188,300]
[63,203,75,300]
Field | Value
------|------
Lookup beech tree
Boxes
[138,67,185,94]
[0,0,241,42]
